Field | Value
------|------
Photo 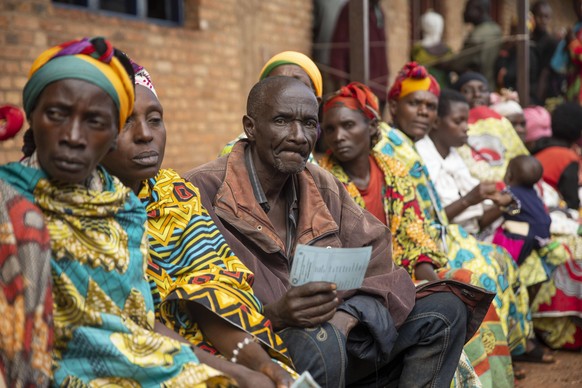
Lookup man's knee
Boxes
[278,323,347,387]
[411,292,468,334]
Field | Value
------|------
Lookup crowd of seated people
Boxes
[3,2,582,386]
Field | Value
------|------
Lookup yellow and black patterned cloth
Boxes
[140,168,292,366]
[320,151,448,273]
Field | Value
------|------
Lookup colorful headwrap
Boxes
[324,82,380,120]
[387,62,440,101]
[259,51,323,97]
[523,106,552,142]
[22,37,134,130]
[131,60,157,97]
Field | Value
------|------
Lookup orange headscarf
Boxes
[323,82,380,120]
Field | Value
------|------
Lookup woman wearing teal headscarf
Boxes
[0,37,235,387]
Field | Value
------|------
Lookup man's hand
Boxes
[264,282,339,330]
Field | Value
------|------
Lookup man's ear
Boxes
[242,115,256,141]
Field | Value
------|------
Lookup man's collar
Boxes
[244,144,271,213]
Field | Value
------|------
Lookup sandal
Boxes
[512,340,556,364]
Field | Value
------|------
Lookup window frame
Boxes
[52,0,184,26]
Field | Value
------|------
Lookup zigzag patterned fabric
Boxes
[141,169,291,365]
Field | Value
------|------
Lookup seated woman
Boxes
[529,103,582,351]
[0,108,52,387]
[523,105,552,153]
[452,71,529,182]
[320,82,513,387]
[416,89,511,236]
[101,62,295,387]
[377,62,549,370]
[219,51,322,160]
[0,37,236,386]
[533,102,582,210]
[427,91,582,351]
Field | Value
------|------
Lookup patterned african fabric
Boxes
[320,154,513,388]
[375,123,532,356]
[140,168,292,366]
[451,350,482,388]
[438,270,513,388]
[0,179,52,387]
[387,61,441,101]
[456,106,529,182]
[0,163,235,387]
[220,134,317,164]
[319,151,448,274]
[532,258,582,350]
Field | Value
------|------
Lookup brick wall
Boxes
[0,0,312,173]
[383,0,409,87]
[1,0,576,172]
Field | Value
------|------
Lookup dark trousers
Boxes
[278,292,467,388]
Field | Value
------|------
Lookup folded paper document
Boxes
[290,245,372,290]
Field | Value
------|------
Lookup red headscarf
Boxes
[323,82,380,120]
[387,62,440,101]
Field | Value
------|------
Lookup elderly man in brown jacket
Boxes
[186,76,469,387]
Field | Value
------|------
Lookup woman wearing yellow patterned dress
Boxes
[376,62,536,372]
[320,81,514,387]
[101,61,296,387]
[0,37,235,387]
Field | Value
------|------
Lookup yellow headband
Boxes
[259,51,323,97]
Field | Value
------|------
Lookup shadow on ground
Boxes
[515,350,582,387]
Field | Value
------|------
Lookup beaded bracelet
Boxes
[230,337,256,363]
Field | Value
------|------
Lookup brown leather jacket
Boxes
[185,141,416,328]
